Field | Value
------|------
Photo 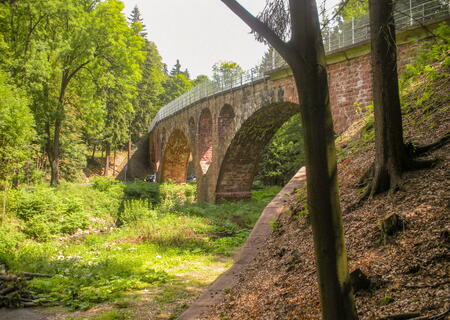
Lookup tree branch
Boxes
[220,0,291,58]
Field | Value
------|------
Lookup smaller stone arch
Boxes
[198,108,213,174]
[218,104,235,141]
[161,129,191,183]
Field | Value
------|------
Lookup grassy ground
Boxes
[0,179,280,319]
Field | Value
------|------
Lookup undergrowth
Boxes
[0,179,280,315]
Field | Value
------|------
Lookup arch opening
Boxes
[198,108,213,174]
[215,102,299,202]
[218,104,235,141]
[161,129,191,183]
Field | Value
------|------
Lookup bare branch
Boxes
[220,0,291,57]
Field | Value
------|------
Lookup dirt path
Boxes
[178,167,307,320]
[0,308,50,320]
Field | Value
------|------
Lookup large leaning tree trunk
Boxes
[221,0,358,319]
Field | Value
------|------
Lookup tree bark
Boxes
[104,142,110,176]
[113,147,117,169]
[91,144,97,161]
[368,0,406,195]
[127,139,132,179]
[49,117,61,187]
[221,0,357,318]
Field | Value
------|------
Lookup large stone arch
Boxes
[198,108,213,174]
[215,102,299,202]
[161,129,191,183]
[218,104,235,141]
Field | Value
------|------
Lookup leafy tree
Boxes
[159,73,193,106]
[220,0,358,318]
[256,114,304,186]
[192,74,209,86]
[2,0,144,185]
[0,70,35,184]
[212,60,243,88]
[336,0,368,22]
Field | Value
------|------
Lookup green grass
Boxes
[0,181,280,318]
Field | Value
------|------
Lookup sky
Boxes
[122,0,339,78]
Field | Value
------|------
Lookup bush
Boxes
[123,181,160,204]
[11,186,92,240]
[11,187,57,221]
[116,199,157,226]
[159,183,196,208]
[93,176,118,192]
[59,211,90,234]
[23,215,55,241]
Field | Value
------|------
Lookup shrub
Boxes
[116,199,157,226]
[23,215,55,241]
[93,176,117,192]
[59,211,90,235]
[123,181,160,204]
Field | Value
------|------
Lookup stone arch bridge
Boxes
[122,3,449,203]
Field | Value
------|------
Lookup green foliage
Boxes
[0,70,35,183]
[212,61,243,88]
[269,218,280,232]
[400,23,450,89]
[123,181,160,202]
[160,73,193,106]
[0,181,280,312]
[380,295,394,306]
[10,187,90,240]
[255,114,305,186]
[131,41,165,142]
[0,0,150,185]
[292,185,309,218]
[93,176,118,192]
[336,0,368,22]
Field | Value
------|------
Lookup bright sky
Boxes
[122,0,340,78]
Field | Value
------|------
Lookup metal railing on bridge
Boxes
[149,0,449,132]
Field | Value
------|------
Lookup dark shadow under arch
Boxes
[215,102,299,202]
[161,129,191,183]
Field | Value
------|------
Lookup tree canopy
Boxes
[0,0,191,185]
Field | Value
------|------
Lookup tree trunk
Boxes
[368,0,407,195]
[91,144,97,161]
[104,142,110,176]
[289,2,357,318]
[49,117,62,187]
[113,147,117,170]
[221,0,358,318]
[127,139,132,179]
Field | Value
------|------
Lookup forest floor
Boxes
[200,35,450,319]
